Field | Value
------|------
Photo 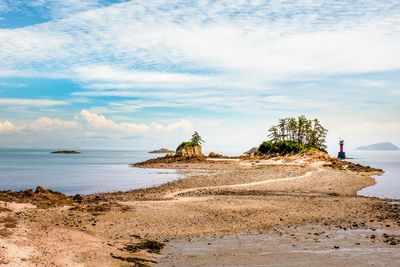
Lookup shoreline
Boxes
[0,154,399,266]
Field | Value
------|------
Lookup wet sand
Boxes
[159,224,400,267]
[0,155,399,266]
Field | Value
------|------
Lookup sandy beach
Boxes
[0,154,399,266]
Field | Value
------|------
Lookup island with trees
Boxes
[134,131,206,166]
[136,116,378,173]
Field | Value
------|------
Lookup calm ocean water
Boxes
[345,151,400,199]
[0,149,398,199]
[0,149,181,195]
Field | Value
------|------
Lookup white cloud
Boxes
[73,65,217,90]
[29,117,79,130]
[390,89,400,96]
[341,122,400,135]
[262,95,295,104]
[0,0,8,12]
[106,100,182,113]
[0,117,78,134]
[0,1,399,84]
[80,109,150,133]
[80,109,194,134]
[343,79,398,90]
[43,0,102,19]
[151,119,193,132]
[0,1,399,123]
[0,98,69,107]
[1,109,194,136]
[0,0,105,20]
[0,120,15,133]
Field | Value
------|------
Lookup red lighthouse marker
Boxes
[338,138,346,159]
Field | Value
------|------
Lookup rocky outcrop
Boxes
[176,145,204,158]
[134,145,205,166]
[208,152,222,158]
[0,186,71,208]
[208,152,229,159]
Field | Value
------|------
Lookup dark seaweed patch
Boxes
[124,240,165,254]
[111,254,156,267]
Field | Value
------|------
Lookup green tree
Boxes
[267,126,279,142]
[265,115,328,153]
[176,131,205,152]
[191,131,205,145]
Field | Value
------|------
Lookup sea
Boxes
[0,149,398,199]
[0,149,181,195]
[345,150,400,200]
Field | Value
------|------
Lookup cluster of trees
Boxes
[176,131,205,152]
[259,115,328,155]
[258,140,321,155]
[174,116,328,156]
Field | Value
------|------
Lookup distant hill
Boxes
[149,148,174,153]
[243,147,258,154]
[356,142,400,151]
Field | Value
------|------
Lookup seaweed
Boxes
[124,240,164,254]
[111,254,156,267]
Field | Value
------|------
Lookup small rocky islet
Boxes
[148,148,175,154]
[51,150,81,154]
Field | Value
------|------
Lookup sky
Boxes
[0,0,399,153]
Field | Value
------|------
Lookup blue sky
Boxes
[0,0,399,153]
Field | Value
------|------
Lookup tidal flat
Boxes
[0,154,399,266]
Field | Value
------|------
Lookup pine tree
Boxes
[267,116,327,152]
[191,131,205,145]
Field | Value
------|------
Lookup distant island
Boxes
[148,148,174,154]
[51,150,81,154]
[356,142,399,151]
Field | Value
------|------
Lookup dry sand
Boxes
[0,155,399,266]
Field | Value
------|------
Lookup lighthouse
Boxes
[338,138,346,159]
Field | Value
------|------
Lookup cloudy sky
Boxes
[0,0,399,153]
